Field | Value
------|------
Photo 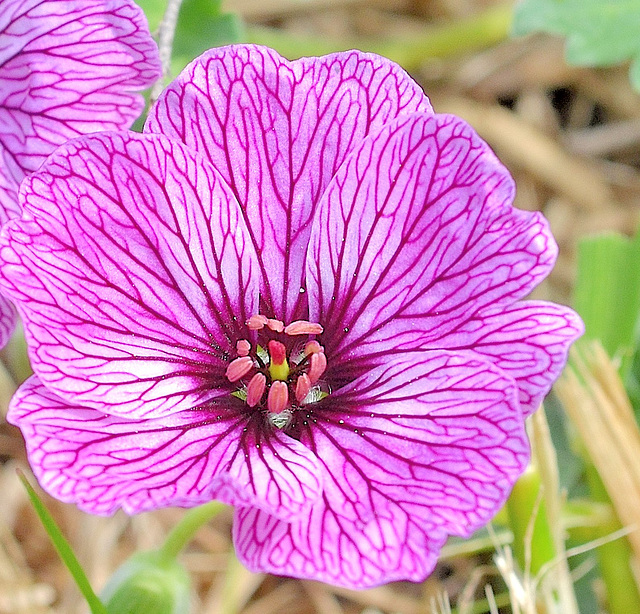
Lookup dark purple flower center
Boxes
[225,315,329,430]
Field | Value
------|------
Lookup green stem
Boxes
[584,465,640,614]
[150,0,185,104]
[18,471,108,614]
[245,4,512,69]
[158,501,225,562]
[450,590,512,614]
[506,465,556,577]
[219,551,248,614]
[0,322,32,384]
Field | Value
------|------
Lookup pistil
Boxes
[268,340,289,381]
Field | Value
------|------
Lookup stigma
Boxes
[225,315,327,429]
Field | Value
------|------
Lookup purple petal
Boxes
[0,0,161,205]
[307,113,557,364]
[0,148,18,346]
[146,44,432,321]
[8,376,322,518]
[0,147,20,348]
[235,351,528,588]
[0,293,16,348]
[433,301,584,416]
[0,132,260,419]
[235,505,447,590]
[0,143,21,221]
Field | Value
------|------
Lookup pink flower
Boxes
[0,45,582,588]
[0,0,161,344]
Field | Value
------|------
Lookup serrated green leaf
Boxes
[573,230,640,375]
[18,471,108,614]
[513,0,640,91]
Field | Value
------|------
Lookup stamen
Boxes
[295,373,311,403]
[247,314,268,330]
[304,340,323,356]
[284,320,324,336]
[267,381,289,414]
[266,318,285,332]
[226,356,254,382]
[236,339,251,357]
[246,373,266,407]
[232,314,330,417]
[308,351,327,384]
[268,340,290,381]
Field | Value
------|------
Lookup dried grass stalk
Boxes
[529,408,579,614]
[555,341,640,578]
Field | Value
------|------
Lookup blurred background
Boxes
[3,1,640,613]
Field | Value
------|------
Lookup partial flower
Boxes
[0,0,161,344]
[0,45,583,588]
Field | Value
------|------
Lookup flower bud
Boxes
[101,551,191,614]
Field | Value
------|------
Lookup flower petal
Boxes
[146,44,432,321]
[0,293,16,348]
[307,113,556,365]
[8,376,322,519]
[0,0,160,186]
[234,505,446,589]
[0,143,21,220]
[433,301,584,416]
[0,132,260,419]
[0,148,20,348]
[234,351,528,588]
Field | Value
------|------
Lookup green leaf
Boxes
[172,0,244,76]
[512,0,640,90]
[573,230,640,375]
[136,0,244,80]
[18,471,108,614]
[135,0,168,33]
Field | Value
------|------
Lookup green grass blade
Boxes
[573,231,640,376]
[18,471,108,614]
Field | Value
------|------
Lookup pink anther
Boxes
[284,320,324,336]
[266,318,285,333]
[304,340,323,356]
[267,381,289,414]
[236,339,251,357]
[246,314,268,330]
[308,351,327,384]
[295,373,311,403]
[246,373,266,407]
[225,356,253,382]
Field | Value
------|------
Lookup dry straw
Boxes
[555,340,640,585]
